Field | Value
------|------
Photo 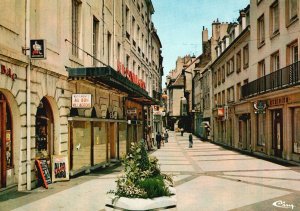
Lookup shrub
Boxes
[108,141,173,199]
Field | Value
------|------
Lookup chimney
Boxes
[202,27,208,43]
[240,11,246,30]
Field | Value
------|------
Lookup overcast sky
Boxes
[151,0,249,87]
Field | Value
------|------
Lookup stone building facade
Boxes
[0,0,162,191]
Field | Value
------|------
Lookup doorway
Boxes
[272,109,283,157]
[35,97,54,160]
[0,92,13,188]
[109,122,116,159]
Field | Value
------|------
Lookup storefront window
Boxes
[119,123,127,158]
[72,121,91,170]
[93,122,107,164]
[257,114,266,146]
[137,124,143,142]
[292,107,300,153]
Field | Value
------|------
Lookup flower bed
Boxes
[106,141,176,210]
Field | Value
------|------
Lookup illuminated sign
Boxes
[72,94,92,108]
[117,61,146,90]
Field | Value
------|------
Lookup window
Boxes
[286,0,298,25]
[214,71,217,88]
[257,14,265,46]
[288,41,298,64]
[222,91,225,105]
[257,0,263,5]
[271,51,280,72]
[107,32,112,66]
[227,57,234,75]
[72,0,80,57]
[257,114,266,146]
[214,94,217,107]
[222,65,225,83]
[93,17,99,66]
[125,6,130,39]
[218,93,221,105]
[117,42,121,63]
[270,1,279,36]
[243,45,249,68]
[126,55,130,69]
[236,83,241,101]
[258,59,265,77]
[236,51,241,73]
[292,107,300,153]
[132,16,136,43]
[227,86,234,103]
[217,68,221,85]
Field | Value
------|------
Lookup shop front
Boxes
[68,66,156,175]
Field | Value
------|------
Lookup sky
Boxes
[151,0,249,87]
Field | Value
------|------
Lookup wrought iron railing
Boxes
[242,61,300,99]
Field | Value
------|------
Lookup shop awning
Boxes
[68,66,159,105]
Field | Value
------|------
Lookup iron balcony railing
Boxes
[242,61,300,99]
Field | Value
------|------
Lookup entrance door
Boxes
[0,100,5,187]
[272,109,283,157]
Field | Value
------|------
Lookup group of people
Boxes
[155,129,194,149]
[155,130,169,149]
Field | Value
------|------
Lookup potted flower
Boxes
[106,141,176,210]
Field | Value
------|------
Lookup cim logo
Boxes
[272,200,295,210]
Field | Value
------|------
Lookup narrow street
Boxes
[1,131,300,211]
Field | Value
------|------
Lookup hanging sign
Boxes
[217,108,224,117]
[254,101,267,114]
[72,94,92,108]
[35,159,52,189]
[52,155,69,182]
[30,39,46,59]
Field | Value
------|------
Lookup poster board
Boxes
[35,159,52,189]
[52,155,70,182]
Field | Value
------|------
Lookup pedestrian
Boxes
[189,133,193,148]
[164,130,169,143]
[156,132,162,149]
[205,123,211,140]
[180,128,184,136]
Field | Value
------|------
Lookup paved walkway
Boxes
[1,131,300,210]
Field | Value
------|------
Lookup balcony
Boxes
[152,90,162,102]
[242,61,300,99]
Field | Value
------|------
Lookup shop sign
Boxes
[269,97,289,107]
[52,155,69,182]
[127,108,137,115]
[72,94,92,108]
[30,39,46,59]
[1,64,17,81]
[254,101,267,114]
[217,108,224,117]
[117,61,146,90]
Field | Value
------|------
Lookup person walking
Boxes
[156,132,162,149]
[164,130,169,143]
[189,133,193,148]
[180,128,184,136]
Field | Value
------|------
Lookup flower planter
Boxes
[105,187,177,211]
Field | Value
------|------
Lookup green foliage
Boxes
[137,175,172,199]
[108,141,174,199]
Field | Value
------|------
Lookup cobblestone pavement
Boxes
[1,131,300,211]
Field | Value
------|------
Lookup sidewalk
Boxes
[1,131,300,211]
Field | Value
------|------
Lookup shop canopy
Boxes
[68,66,159,105]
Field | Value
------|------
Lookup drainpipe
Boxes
[113,0,115,68]
[25,0,31,191]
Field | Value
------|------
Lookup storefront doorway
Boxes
[272,109,283,157]
[0,93,13,188]
[35,97,54,160]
